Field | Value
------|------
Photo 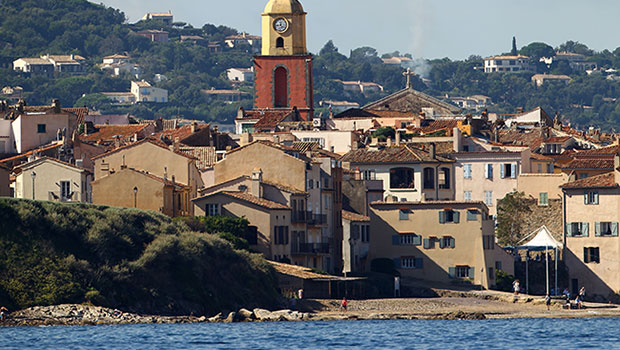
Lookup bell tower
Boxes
[254,0,313,120]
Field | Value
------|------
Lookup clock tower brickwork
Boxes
[254,0,313,120]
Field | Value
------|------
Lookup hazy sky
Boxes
[95,0,620,59]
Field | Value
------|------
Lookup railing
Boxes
[292,211,308,223]
[308,213,327,226]
[292,243,330,255]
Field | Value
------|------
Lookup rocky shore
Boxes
[2,292,619,327]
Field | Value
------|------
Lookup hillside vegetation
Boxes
[0,199,280,315]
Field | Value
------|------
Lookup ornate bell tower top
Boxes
[261,0,307,56]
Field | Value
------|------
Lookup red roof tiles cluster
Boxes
[561,172,617,189]
[222,191,291,210]
[342,210,370,222]
[340,145,452,164]
[81,124,149,143]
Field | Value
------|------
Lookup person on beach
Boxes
[579,286,586,301]
[0,306,8,321]
[513,279,520,295]
[545,294,551,310]
[340,297,348,312]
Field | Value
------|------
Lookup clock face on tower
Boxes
[273,18,288,33]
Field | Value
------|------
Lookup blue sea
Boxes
[2,318,619,349]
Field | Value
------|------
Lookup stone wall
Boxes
[521,198,563,242]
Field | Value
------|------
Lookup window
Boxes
[567,222,589,237]
[537,164,543,173]
[423,237,435,249]
[37,124,46,133]
[399,209,410,220]
[464,191,472,201]
[274,66,288,107]
[583,247,600,264]
[274,226,289,245]
[399,257,423,269]
[398,234,421,246]
[423,167,435,189]
[205,203,220,216]
[495,261,503,271]
[501,164,517,179]
[485,164,493,179]
[362,170,376,180]
[584,191,599,205]
[60,181,71,200]
[464,164,472,179]
[595,222,618,237]
[450,266,474,279]
[276,37,284,48]
[439,210,460,224]
[307,179,314,190]
[439,168,450,189]
[547,164,554,173]
[390,168,414,189]
[483,235,495,250]
[488,267,495,280]
[352,225,360,240]
[361,225,370,242]
[484,191,493,207]
[579,173,588,180]
[539,192,549,206]
[439,236,455,249]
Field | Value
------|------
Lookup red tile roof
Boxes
[81,124,149,143]
[179,146,217,169]
[342,210,370,222]
[0,143,62,165]
[340,145,453,164]
[544,136,571,143]
[221,191,291,210]
[561,159,614,170]
[561,172,617,189]
[153,124,207,142]
[253,111,293,129]
[570,145,620,156]
[365,110,420,119]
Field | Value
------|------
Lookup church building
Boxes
[253,0,314,120]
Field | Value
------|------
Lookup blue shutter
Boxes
[612,222,619,237]
[448,267,456,278]
[439,238,445,249]
[468,267,475,279]
[484,164,489,179]
[413,235,422,246]
[584,192,588,204]
[566,223,573,237]
[393,258,401,269]
[453,211,460,223]
[488,164,493,179]
[595,222,601,236]
[449,238,455,249]
[582,223,589,237]
[500,165,505,179]
[423,238,430,249]
[415,258,424,269]
[392,235,400,245]
[511,164,517,178]
[467,210,477,221]
[439,211,446,223]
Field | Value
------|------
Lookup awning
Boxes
[517,225,563,250]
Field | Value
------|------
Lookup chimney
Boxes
[240,133,252,146]
[251,168,263,198]
[273,134,280,144]
[114,136,121,149]
[52,99,61,113]
[354,167,361,181]
[395,130,401,146]
[387,138,393,147]
[453,127,461,152]
[430,143,436,159]
[191,122,197,133]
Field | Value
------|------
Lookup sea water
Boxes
[2,318,619,349]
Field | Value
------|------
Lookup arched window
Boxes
[274,66,288,107]
[276,37,284,48]
[390,168,414,189]
[423,167,435,189]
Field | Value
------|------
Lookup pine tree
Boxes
[511,36,518,56]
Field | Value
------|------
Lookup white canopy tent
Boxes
[517,226,563,295]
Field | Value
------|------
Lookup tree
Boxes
[511,36,518,56]
[319,40,338,55]
[557,41,593,56]
[496,192,532,246]
[520,42,555,60]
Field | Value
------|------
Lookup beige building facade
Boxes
[368,201,514,289]
[14,157,92,202]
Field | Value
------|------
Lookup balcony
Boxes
[292,243,330,255]
[292,211,308,223]
[307,213,327,226]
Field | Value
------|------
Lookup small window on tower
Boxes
[276,37,284,48]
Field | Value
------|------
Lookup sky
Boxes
[95,0,620,60]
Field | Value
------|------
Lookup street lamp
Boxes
[133,186,138,208]
[31,171,36,200]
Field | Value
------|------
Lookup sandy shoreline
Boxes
[2,291,619,327]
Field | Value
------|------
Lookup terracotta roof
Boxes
[544,136,572,143]
[333,108,379,119]
[498,129,545,150]
[570,145,620,156]
[15,156,90,173]
[153,124,207,142]
[0,143,62,165]
[262,180,306,195]
[411,142,454,155]
[340,145,453,164]
[417,120,459,133]
[365,110,419,119]
[561,159,614,170]
[561,172,617,189]
[15,58,53,65]
[179,146,217,169]
[292,141,321,153]
[254,112,291,129]
[63,107,89,124]
[221,191,291,210]
[81,124,149,143]
[342,210,370,222]
[530,152,554,161]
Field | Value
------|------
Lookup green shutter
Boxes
[448,267,456,278]
[439,238,445,249]
[500,165,505,179]
[439,211,446,223]
[582,223,589,237]
[467,210,477,221]
[595,222,601,236]
[415,258,424,269]
[449,237,455,249]
[393,258,401,269]
[468,267,475,279]
[566,223,573,237]
[392,235,400,245]
[612,222,619,237]
[423,238,430,249]
[453,211,460,223]
[413,235,422,246]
